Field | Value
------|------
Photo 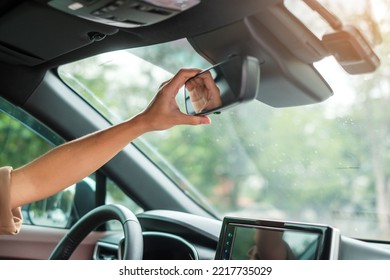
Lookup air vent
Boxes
[93,241,120,260]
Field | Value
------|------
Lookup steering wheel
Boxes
[49,204,143,260]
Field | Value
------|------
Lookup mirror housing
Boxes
[184,55,260,115]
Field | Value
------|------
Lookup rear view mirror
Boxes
[184,55,260,115]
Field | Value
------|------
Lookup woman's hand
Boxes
[137,68,211,131]
[10,68,211,209]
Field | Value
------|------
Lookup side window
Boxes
[26,175,96,228]
[106,178,144,230]
[0,109,58,169]
[107,178,143,214]
[1,97,143,229]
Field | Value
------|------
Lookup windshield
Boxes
[58,0,390,241]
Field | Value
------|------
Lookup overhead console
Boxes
[0,1,119,66]
[0,0,200,66]
[48,0,201,28]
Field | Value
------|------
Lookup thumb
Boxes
[180,114,211,126]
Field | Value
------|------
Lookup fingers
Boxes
[179,114,211,126]
[140,68,213,130]
[200,71,219,96]
[165,68,202,96]
[185,79,195,91]
[185,70,222,112]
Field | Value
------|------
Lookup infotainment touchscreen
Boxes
[215,217,339,260]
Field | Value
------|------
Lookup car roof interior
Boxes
[2,1,390,262]
[0,0,333,109]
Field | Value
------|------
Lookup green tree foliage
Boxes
[0,111,53,168]
[57,2,390,239]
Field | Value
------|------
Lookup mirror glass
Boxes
[184,55,260,115]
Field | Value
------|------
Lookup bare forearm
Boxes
[10,114,148,208]
[9,68,210,209]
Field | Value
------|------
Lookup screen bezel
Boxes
[215,217,339,260]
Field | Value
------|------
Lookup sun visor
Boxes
[48,0,201,28]
[0,1,118,66]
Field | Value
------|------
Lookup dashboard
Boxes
[93,210,220,260]
[92,210,390,260]
[214,217,339,260]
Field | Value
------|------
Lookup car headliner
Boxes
[0,0,332,109]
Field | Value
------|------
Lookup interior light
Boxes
[142,0,200,11]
